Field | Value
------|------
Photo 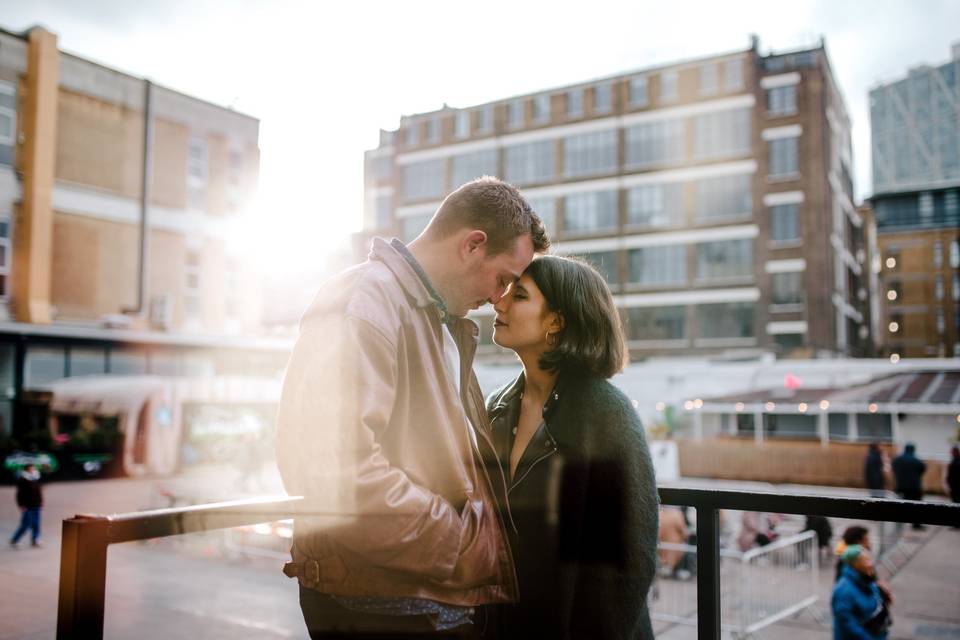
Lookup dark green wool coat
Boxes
[486,372,659,640]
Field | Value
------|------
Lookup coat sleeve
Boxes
[831,584,876,640]
[565,393,660,639]
[275,314,464,582]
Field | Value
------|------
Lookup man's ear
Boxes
[462,230,488,256]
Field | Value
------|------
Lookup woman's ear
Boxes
[548,311,565,333]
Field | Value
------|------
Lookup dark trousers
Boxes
[10,508,41,544]
[299,586,476,640]
[899,489,924,528]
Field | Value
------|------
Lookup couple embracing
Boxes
[276,177,659,639]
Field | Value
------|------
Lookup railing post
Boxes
[696,506,720,639]
[57,516,110,640]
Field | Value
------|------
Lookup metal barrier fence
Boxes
[652,531,819,637]
[56,488,960,639]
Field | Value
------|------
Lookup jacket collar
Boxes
[489,370,569,420]
[368,237,438,312]
[841,564,875,592]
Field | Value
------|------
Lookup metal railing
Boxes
[56,488,960,639]
[652,530,820,637]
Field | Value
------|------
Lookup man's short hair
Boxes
[426,177,550,255]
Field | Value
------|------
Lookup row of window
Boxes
[622,302,756,341]
[400,108,777,200]
[397,192,800,246]
[402,58,746,147]
[0,81,15,167]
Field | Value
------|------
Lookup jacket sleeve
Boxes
[831,585,875,640]
[275,314,464,582]
[566,394,660,639]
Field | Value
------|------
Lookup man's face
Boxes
[448,233,535,316]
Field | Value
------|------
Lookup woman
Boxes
[486,255,658,639]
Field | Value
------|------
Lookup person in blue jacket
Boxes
[831,544,892,639]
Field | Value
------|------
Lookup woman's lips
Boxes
[494,319,507,327]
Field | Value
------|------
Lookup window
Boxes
[187,136,207,182]
[0,216,10,298]
[770,203,801,242]
[563,190,618,234]
[476,106,493,133]
[660,70,678,102]
[184,249,202,321]
[953,274,959,301]
[951,240,960,268]
[724,59,744,91]
[627,245,686,286]
[404,121,419,147]
[696,239,753,281]
[768,137,799,177]
[626,183,683,228]
[508,99,525,129]
[625,119,685,168]
[370,155,392,181]
[693,108,751,160]
[937,309,945,334]
[374,194,392,229]
[580,251,619,284]
[919,192,934,221]
[625,306,686,341]
[0,81,15,166]
[526,197,556,232]
[697,302,754,338]
[455,111,470,139]
[504,141,554,185]
[531,95,550,123]
[226,149,243,212]
[594,82,612,113]
[451,150,497,188]
[935,275,944,301]
[767,85,797,116]
[699,64,717,95]
[933,240,943,267]
[25,346,66,389]
[425,118,440,144]
[567,89,584,117]
[771,272,803,305]
[629,75,648,107]
[696,174,752,221]
[765,413,817,439]
[225,257,240,320]
[401,214,431,243]
[402,159,445,201]
[563,130,617,177]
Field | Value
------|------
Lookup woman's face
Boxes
[491,274,559,354]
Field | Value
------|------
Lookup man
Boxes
[863,443,886,497]
[831,545,892,639]
[9,463,43,548]
[892,442,927,530]
[276,177,549,637]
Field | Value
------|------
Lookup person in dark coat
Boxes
[864,443,886,497]
[9,463,43,548]
[486,255,659,639]
[944,446,960,506]
[892,443,927,530]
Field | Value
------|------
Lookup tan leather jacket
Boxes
[276,238,518,606]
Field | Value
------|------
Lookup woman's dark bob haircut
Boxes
[525,254,628,379]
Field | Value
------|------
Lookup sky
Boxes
[1,0,958,278]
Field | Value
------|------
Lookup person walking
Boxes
[943,445,960,506]
[892,443,927,530]
[864,443,886,497]
[831,545,892,639]
[9,463,43,548]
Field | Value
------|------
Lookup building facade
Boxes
[870,43,960,358]
[363,37,872,360]
[0,26,280,446]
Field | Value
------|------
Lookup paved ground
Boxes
[1,466,958,639]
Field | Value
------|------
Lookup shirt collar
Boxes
[390,239,452,325]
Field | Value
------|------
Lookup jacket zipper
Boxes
[509,444,558,494]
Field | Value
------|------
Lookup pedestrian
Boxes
[834,525,894,607]
[9,463,43,548]
[802,514,833,562]
[892,442,927,530]
[737,511,781,552]
[831,544,892,639]
[275,177,549,638]
[864,442,886,497]
[485,255,658,638]
[943,445,960,506]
